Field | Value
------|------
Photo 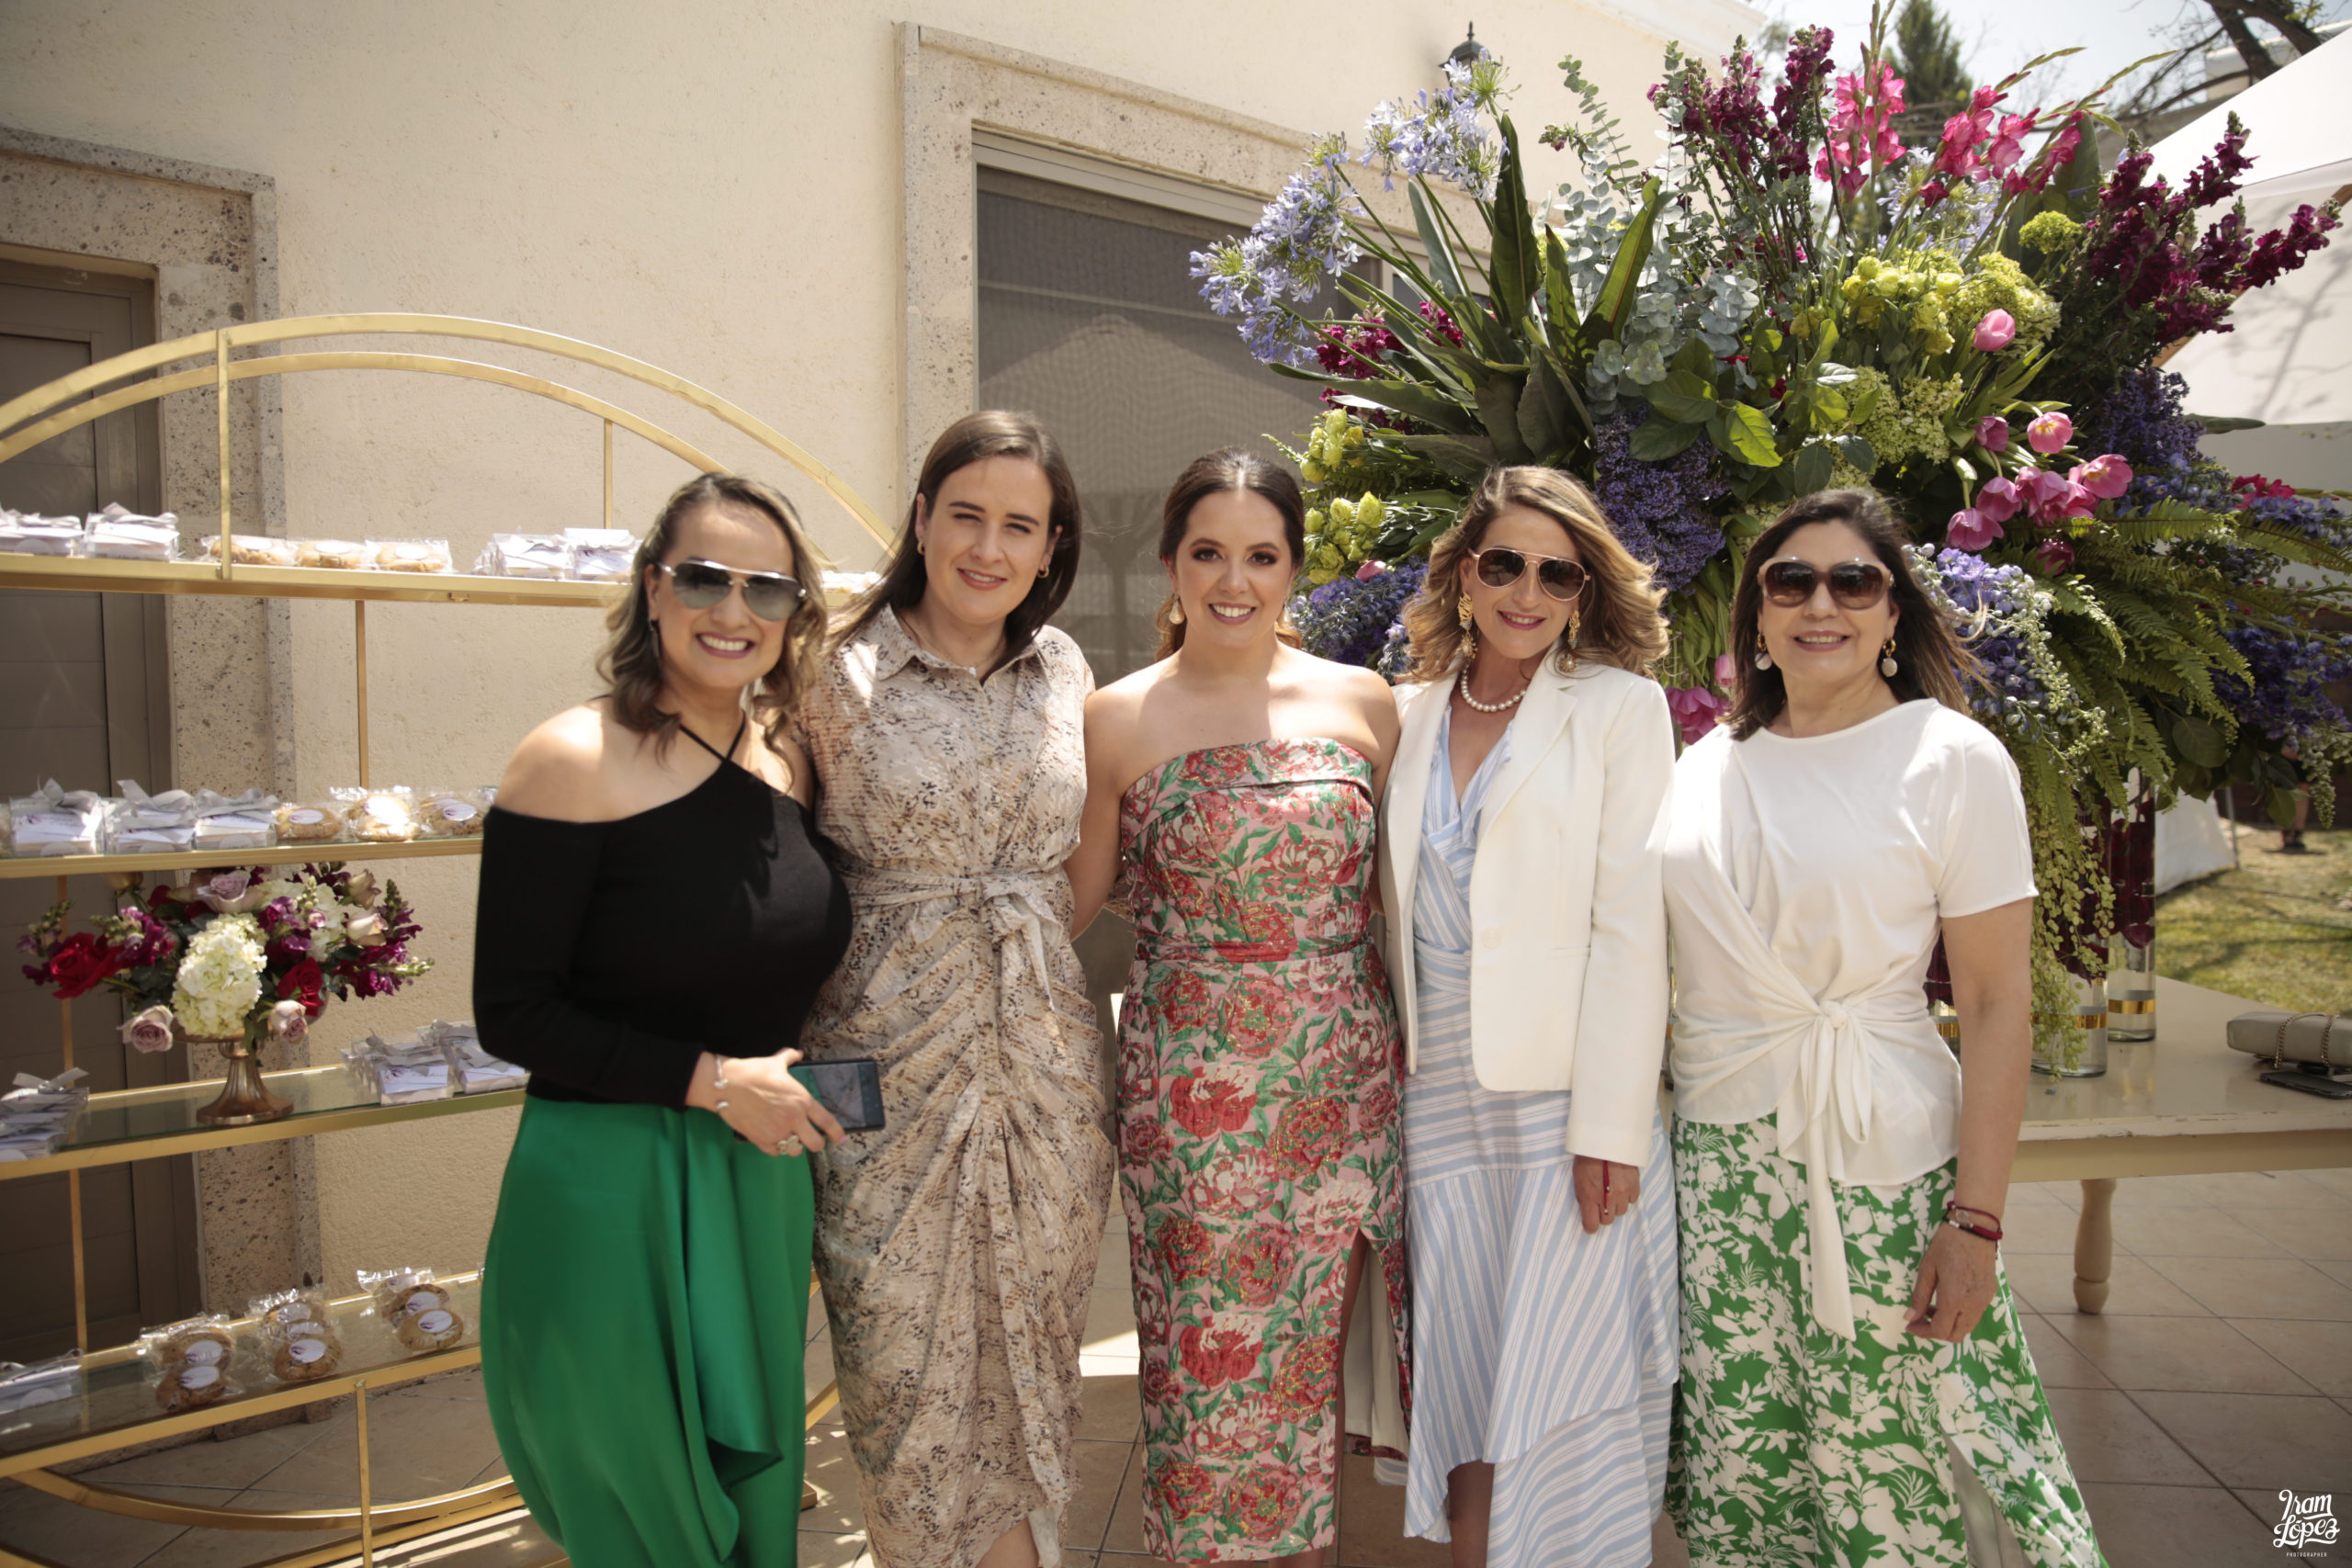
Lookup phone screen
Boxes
[790,1059,887,1131]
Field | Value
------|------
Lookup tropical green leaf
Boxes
[1268,365,1481,435]
[1476,373,1535,464]
[1835,434,1876,471]
[1629,417,1704,461]
[1648,369,1719,425]
[1485,116,1538,327]
[1408,182,1471,307]
[1390,433,1501,482]
[1583,178,1665,342]
[1721,403,1782,468]
[1792,443,1835,495]
[1517,352,1573,460]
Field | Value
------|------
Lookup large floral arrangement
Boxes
[1193,21,2347,1010]
[20,864,429,1051]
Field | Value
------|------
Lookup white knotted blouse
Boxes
[1664,699,2036,1339]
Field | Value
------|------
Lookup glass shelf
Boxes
[0,551,621,606]
[0,1066,525,1181]
[0,834,484,882]
[0,1274,483,1474]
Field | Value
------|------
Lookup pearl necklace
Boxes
[1457,666,1530,713]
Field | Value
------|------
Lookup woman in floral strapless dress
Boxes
[1070,450,1407,1566]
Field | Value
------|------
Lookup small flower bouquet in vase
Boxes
[20,865,430,1125]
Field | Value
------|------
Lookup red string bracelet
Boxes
[1943,1201,2003,1244]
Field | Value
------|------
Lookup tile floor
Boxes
[6,1170,2349,1568]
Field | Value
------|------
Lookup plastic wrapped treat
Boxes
[102,784,198,853]
[296,538,368,570]
[190,789,278,852]
[333,786,416,843]
[413,787,488,839]
[198,534,299,568]
[250,1287,343,1383]
[274,798,348,843]
[423,1021,527,1093]
[351,1032,451,1104]
[7,782,107,858]
[141,1314,237,1412]
[366,539,454,574]
[81,504,179,561]
[475,535,572,580]
[0,1068,92,1162]
[0,1353,84,1417]
[0,511,85,556]
[562,528,637,581]
[358,1268,469,1354]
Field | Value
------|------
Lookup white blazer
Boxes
[1377,660,1676,1169]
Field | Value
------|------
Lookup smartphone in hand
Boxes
[789,1058,887,1131]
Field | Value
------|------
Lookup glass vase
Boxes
[2108,929,2156,1043]
[2032,974,2109,1078]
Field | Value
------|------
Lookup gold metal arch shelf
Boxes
[0,311,893,554]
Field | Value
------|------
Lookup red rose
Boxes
[1218,975,1293,1058]
[1170,1076,1256,1139]
[1178,1321,1261,1388]
[43,932,128,999]
[1148,1456,1219,1521]
[1151,1215,1216,1282]
[1155,969,1213,1033]
[1216,902,1296,963]
[1225,1465,1303,1536]
[1268,1098,1348,1176]
[1139,1359,1181,1410]
[1267,1334,1339,1416]
[276,957,326,1018]
[1122,1116,1173,1166]
[1181,749,1250,787]
[1220,1224,1295,1308]
[1361,1077,1398,1130]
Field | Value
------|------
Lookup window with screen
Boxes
[976,165,1327,685]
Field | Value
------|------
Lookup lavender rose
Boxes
[266,998,309,1045]
[345,910,387,947]
[195,869,264,913]
[343,870,379,908]
[120,1005,175,1055]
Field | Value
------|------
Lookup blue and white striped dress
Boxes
[1403,706,1681,1568]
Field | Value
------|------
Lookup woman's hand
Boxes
[687,1050,846,1156]
[1572,1156,1639,1235]
[1906,1223,1998,1341]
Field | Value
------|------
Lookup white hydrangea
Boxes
[172,913,266,1039]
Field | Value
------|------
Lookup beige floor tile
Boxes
[802,1417,865,1534]
[2077,1483,2276,1568]
[2319,1258,2352,1289]
[2132,1391,2352,1491]
[807,1330,836,1401]
[1999,1204,2085,1256]
[466,1455,512,1487]
[2299,1166,2352,1201]
[2040,1388,2214,1485]
[1094,1554,1182,1568]
[0,1478,187,1568]
[1650,1509,1692,1568]
[2144,1255,2352,1321]
[1077,1373,1141,1443]
[1096,1241,1133,1292]
[1101,1438,1150,1554]
[2113,1204,2291,1259]
[1334,1451,1447,1568]
[2222,1203,2352,1262]
[394,1366,488,1402]
[2004,1252,2210,1318]
[2230,1319,2352,1397]
[1081,1352,1143,1377]
[2104,1175,2227,1209]
[247,1392,505,1497]
[2006,1180,2081,1211]
[1064,1438,1136,1556]
[796,1529,872,1568]
[2049,1314,2313,1394]
[1085,1287,1139,1351]
[135,1490,354,1568]
[2233,1488,2338,1550]
[2017,1313,2111,1389]
[80,1417,330,1492]
[364,1505,552,1568]
[2163,1171,2348,1210]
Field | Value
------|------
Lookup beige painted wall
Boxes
[1,0,1757,1291]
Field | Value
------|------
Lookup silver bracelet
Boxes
[711,1056,732,1113]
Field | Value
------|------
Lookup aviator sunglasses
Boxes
[1467,547,1589,602]
[1758,556,1893,611]
[658,558,806,622]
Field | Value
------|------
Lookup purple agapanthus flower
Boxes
[1289,558,1428,671]
[2217,625,2352,746]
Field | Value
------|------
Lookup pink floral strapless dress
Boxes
[1114,738,1409,1562]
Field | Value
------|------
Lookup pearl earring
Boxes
[1753,649,1773,671]
[1879,637,1899,678]
[1169,601,1185,625]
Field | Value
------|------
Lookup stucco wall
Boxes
[0,0,1758,1292]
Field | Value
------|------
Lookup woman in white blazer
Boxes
[1377,467,1679,1568]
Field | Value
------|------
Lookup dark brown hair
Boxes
[1152,448,1307,659]
[1402,466,1668,682]
[1726,488,1975,738]
[598,471,831,756]
[837,410,1082,669]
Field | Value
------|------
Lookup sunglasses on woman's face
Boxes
[1758,557,1892,611]
[659,558,805,622]
[1468,547,1589,602]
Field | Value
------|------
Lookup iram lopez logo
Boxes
[2275,1490,2339,1553]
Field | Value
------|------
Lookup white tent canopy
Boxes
[2147,32,2351,427]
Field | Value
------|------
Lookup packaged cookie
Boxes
[81,504,179,561]
[141,1314,237,1412]
[333,786,415,843]
[366,539,453,574]
[561,528,637,581]
[190,789,277,852]
[0,511,85,556]
[198,534,299,568]
[250,1287,343,1382]
[8,782,107,858]
[274,798,348,843]
[103,784,198,853]
[154,1359,231,1412]
[413,787,487,839]
[474,535,572,580]
[297,538,368,570]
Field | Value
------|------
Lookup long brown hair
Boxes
[837,411,1082,668]
[1402,466,1668,682]
[1726,488,1975,739]
[597,471,831,756]
[1152,448,1307,659]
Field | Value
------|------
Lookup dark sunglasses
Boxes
[1758,556,1892,611]
[659,558,805,622]
[1469,547,1588,602]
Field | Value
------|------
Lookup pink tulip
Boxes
[1974,415,2011,453]
[1665,685,1729,746]
[2015,467,2073,520]
[2075,454,2134,500]
[1973,310,2017,352]
[1946,508,2004,551]
[2030,537,2076,574]
[2027,412,2074,454]
[1974,476,2023,523]
[1712,653,1736,689]
[1353,559,1388,581]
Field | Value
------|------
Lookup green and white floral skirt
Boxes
[1666,1117,2105,1568]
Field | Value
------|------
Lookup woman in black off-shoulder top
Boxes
[473,473,850,1568]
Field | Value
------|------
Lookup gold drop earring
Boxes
[1879,637,1899,678]
[1457,594,1477,660]
[1169,599,1185,625]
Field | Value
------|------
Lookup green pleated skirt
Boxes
[482,1098,812,1568]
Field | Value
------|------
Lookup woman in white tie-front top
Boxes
[1378,468,1679,1568]
[1661,490,2103,1567]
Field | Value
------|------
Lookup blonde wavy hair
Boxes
[1402,467,1668,682]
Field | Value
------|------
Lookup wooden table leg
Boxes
[2073,1179,2118,1314]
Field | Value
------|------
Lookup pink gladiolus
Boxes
[2026,412,2073,454]
[1665,685,1729,746]
[1973,310,2017,351]
[1986,111,2037,178]
[1974,476,2023,523]
[2030,537,2076,575]
[1975,415,2011,452]
[1920,177,1951,207]
[1946,508,2004,552]
[2075,455,2134,500]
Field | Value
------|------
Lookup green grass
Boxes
[2154,826,2352,1014]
